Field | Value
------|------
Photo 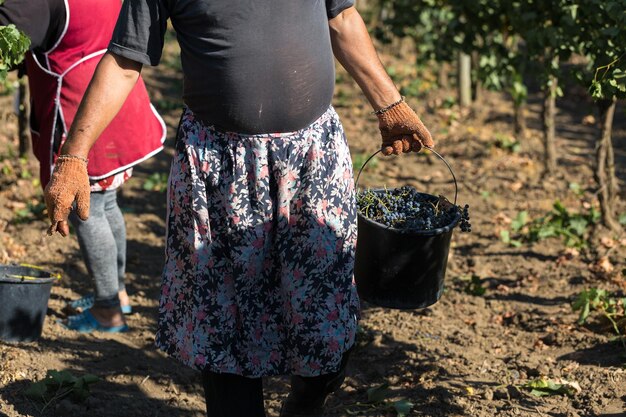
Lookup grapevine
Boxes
[0,11,31,84]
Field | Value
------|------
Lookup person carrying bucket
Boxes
[44,0,434,415]
[0,0,166,332]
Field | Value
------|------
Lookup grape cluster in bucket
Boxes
[357,185,471,232]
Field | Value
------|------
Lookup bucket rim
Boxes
[0,276,57,284]
[357,189,461,236]
[0,263,61,284]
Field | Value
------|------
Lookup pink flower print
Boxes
[279,205,290,218]
[259,166,269,178]
[329,338,339,352]
[232,215,241,225]
[252,237,264,249]
[224,275,234,286]
[191,252,200,264]
[251,355,261,367]
[270,350,281,363]
[326,310,339,321]
[291,314,303,325]
[195,355,207,367]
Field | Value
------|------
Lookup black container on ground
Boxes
[0,265,57,342]
[354,191,460,310]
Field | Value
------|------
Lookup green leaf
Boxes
[81,374,100,384]
[537,225,557,239]
[500,230,511,244]
[619,212,626,225]
[523,377,581,397]
[393,399,414,417]
[511,211,528,232]
[569,182,582,195]
[48,370,76,385]
[568,217,588,236]
[367,383,391,404]
[23,381,48,401]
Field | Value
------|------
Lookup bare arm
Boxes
[61,52,143,158]
[328,7,433,155]
[328,6,401,111]
[45,52,142,236]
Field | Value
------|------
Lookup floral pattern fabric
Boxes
[155,106,360,377]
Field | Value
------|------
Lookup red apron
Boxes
[25,0,166,188]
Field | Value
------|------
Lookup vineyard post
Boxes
[541,56,559,174]
[457,51,472,107]
[595,97,620,231]
[472,51,482,103]
[18,76,31,158]
[437,62,449,89]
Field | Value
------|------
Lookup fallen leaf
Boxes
[494,212,512,225]
[593,257,614,274]
[509,181,523,192]
[523,377,581,397]
[582,115,596,125]
[600,237,617,248]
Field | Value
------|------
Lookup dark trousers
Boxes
[202,349,352,417]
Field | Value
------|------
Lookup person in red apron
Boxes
[0,0,166,332]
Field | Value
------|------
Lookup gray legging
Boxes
[68,189,126,309]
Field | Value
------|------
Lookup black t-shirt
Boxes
[0,0,66,52]
[110,0,354,134]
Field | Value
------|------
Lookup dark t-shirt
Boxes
[109,0,354,134]
[0,0,66,52]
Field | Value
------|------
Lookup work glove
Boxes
[377,99,434,156]
[44,156,90,237]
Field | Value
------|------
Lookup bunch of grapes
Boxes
[357,185,471,232]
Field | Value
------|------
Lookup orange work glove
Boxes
[376,99,434,156]
[44,155,90,236]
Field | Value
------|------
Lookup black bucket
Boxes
[354,148,460,309]
[0,264,59,342]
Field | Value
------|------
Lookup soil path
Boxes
[1,48,625,417]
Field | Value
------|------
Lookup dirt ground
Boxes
[1,39,626,417]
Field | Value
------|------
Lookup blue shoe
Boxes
[58,309,129,333]
[68,294,133,314]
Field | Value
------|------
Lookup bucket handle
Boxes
[354,146,458,206]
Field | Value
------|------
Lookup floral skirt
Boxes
[155,106,360,377]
